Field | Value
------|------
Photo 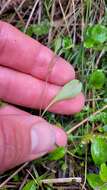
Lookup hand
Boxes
[0,21,85,173]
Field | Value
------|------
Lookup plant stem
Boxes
[67,104,107,135]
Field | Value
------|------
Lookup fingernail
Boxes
[55,127,67,146]
[31,122,56,155]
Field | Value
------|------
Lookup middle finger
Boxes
[0,66,85,115]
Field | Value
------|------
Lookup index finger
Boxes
[0,21,75,85]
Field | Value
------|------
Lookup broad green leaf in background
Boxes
[26,20,50,37]
[91,25,107,43]
[84,24,107,48]
[22,180,37,190]
[89,70,106,89]
[48,147,66,161]
[42,80,82,116]
[100,163,107,182]
[91,136,107,165]
[87,174,104,189]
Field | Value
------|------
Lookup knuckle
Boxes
[0,118,16,173]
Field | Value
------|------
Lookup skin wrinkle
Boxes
[1,116,27,172]
[1,118,17,171]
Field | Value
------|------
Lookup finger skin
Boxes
[0,21,75,85]
[0,66,85,115]
[0,104,67,173]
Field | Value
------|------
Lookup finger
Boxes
[0,66,85,115]
[0,104,67,173]
[0,21,75,85]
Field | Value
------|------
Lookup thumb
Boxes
[0,105,67,173]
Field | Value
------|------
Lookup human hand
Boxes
[0,21,85,173]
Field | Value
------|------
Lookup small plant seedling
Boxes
[89,70,106,89]
[42,80,82,116]
[84,24,107,48]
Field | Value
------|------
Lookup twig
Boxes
[38,0,42,24]
[9,0,27,23]
[0,162,28,188]
[41,177,82,184]
[19,165,33,190]
[81,0,84,42]
[58,0,71,37]
[14,7,25,25]
[48,0,55,45]
[67,104,107,134]
[71,0,76,44]
[96,49,105,67]
[0,0,12,15]
[24,0,39,33]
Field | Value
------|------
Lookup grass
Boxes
[0,0,107,189]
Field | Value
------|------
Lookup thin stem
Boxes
[42,99,56,117]
[67,104,107,135]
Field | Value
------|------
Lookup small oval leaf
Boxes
[54,80,82,102]
[42,79,82,116]
[91,136,107,165]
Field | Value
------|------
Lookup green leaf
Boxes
[89,70,106,89]
[100,163,107,182]
[54,80,82,102]
[84,38,94,48]
[22,180,36,190]
[87,174,104,189]
[42,80,82,116]
[48,147,66,161]
[100,184,107,190]
[91,136,107,165]
[62,36,73,49]
[91,25,107,44]
[84,25,107,48]
[26,20,50,37]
